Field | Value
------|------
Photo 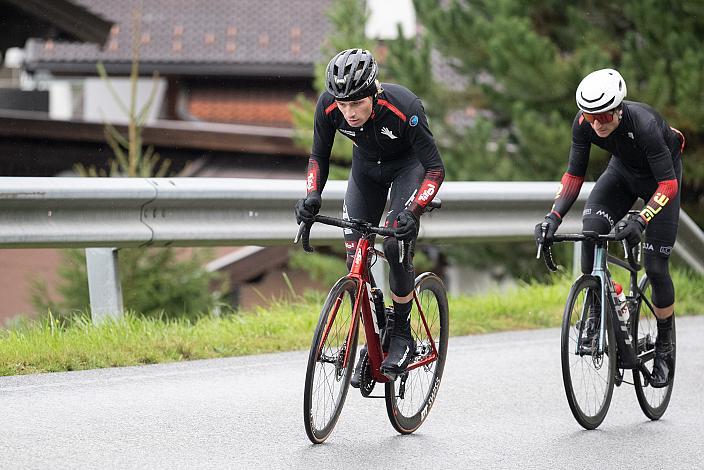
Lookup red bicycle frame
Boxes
[317,236,439,382]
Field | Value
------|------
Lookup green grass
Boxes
[1,270,702,376]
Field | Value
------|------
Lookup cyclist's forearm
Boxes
[407,166,444,218]
[306,156,329,195]
[639,178,678,224]
[550,172,584,219]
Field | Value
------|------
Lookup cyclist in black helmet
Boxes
[535,68,685,388]
[294,48,445,380]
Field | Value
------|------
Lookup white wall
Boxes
[49,82,72,120]
[83,77,166,124]
[366,0,416,39]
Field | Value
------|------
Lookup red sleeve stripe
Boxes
[671,127,685,154]
[377,99,406,122]
[559,172,584,200]
[425,168,445,184]
[324,102,338,115]
[656,178,679,200]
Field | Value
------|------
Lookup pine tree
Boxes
[290,0,376,177]
[32,7,225,319]
[412,0,704,221]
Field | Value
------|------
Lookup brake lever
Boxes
[294,222,305,244]
[621,240,629,260]
[536,223,547,259]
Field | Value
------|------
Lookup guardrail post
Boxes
[86,248,124,323]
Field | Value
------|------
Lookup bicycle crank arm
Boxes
[636,362,652,387]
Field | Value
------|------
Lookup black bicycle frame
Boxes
[589,240,638,369]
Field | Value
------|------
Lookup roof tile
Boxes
[26,0,332,67]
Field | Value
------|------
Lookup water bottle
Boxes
[612,281,630,325]
[370,288,386,331]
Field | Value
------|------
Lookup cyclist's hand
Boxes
[395,210,418,241]
[534,213,561,245]
[294,192,321,225]
[615,214,646,246]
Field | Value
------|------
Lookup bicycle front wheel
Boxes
[385,273,449,434]
[561,275,616,430]
[633,275,676,420]
[303,277,360,444]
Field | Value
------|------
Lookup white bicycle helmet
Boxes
[576,68,627,113]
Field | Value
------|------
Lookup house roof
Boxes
[0,0,113,53]
[24,0,332,77]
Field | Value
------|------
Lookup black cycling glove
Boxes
[395,210,419,241]
[534,212,561,245]
[294,192,321,225]
[615,214,646,246]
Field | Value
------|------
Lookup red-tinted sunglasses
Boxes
[583,110,615,124]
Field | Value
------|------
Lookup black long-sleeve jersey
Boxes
[551,100,685,224]
[305,83,444,217]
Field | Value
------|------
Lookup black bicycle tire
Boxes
[303,277,360,444]
[385,273,449,434]
[561,275,617,430]
[633,275,676,420]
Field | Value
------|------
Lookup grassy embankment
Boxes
[1,270,702,376]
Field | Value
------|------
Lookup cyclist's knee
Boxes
[580,214,613,274]
[644,253,675,308]
[383,237,415,294]
[382,236,400,262]
[582,213,612,235]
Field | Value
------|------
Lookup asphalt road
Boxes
[1,316,703,469]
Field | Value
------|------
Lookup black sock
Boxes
[392,299,411,336]
[657,315,673,330]
[656,315,674,346]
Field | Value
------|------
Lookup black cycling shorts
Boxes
[343,152,424,295]
[583,157,682,258]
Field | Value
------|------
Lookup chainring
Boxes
[359,353,376,397]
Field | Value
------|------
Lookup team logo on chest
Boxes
[339,129,356,137]
[380,127,398,139]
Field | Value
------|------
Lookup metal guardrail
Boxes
[1,177,702,320]
[0,177,593,246]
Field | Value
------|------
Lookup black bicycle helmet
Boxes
[325,48,378,101]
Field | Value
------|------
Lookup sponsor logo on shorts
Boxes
[596,209,614,227]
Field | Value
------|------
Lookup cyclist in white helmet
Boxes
[535,68,685,388]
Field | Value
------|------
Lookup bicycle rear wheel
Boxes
[385,273,449,434]
[561,275,616,430]
[303,277,360,444]
[633,275,676,420]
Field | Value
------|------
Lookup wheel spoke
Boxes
[304,280,359,442]
[386,275,448,433]
[562,278,615,429]
[633,278,674,419]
